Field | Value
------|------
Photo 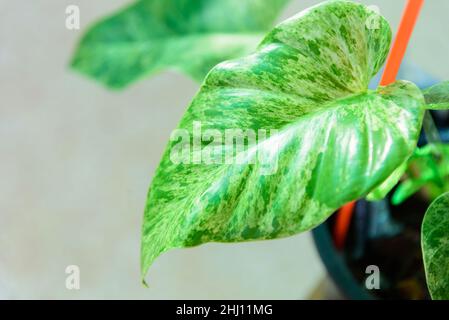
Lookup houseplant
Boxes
[136,1,447,298]
[314,69,449,300]
[71,0,449,299]
[315,137,449,300]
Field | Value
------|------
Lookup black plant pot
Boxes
[312,109,449,300]
[312,222,374,300]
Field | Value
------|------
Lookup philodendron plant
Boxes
[138,1,449,299]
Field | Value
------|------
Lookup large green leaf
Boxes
[141,0,426,280]
[422,192,449,300]
[70,0,289,88]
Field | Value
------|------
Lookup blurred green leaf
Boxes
[367,162,407,201]
[392,144,449,205]
[392,176,428,205]
[422,191,449,300]
[423,81,449,110]
[70,0,290,88]
[141,1,428,281]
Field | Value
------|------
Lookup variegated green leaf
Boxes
[368,81,449,201]
[70,0,289,88]
[141,0,427,280]
[423,81,449,110]
[422,192,449,300]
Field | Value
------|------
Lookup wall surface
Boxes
[0,0,448,299]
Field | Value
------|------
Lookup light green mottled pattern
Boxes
[392,144,449,205]
[70,0,289,88]
[423,81,449,110]
[141,1,426,280]
[422,192,449,300]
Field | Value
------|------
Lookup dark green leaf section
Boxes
[422,192,449,300]
[70,0,289,88]
[141,0,426,280]
[423,81,449,110]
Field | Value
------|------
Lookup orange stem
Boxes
[334,201,356,250]
[334,0,425,249]
[380,0,425,86]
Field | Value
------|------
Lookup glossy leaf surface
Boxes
[422,192,449,300]
[367,84,449,202]
[70,0,289,88]
[141,1,426,280]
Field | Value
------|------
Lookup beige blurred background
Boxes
[0,0,448,299]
